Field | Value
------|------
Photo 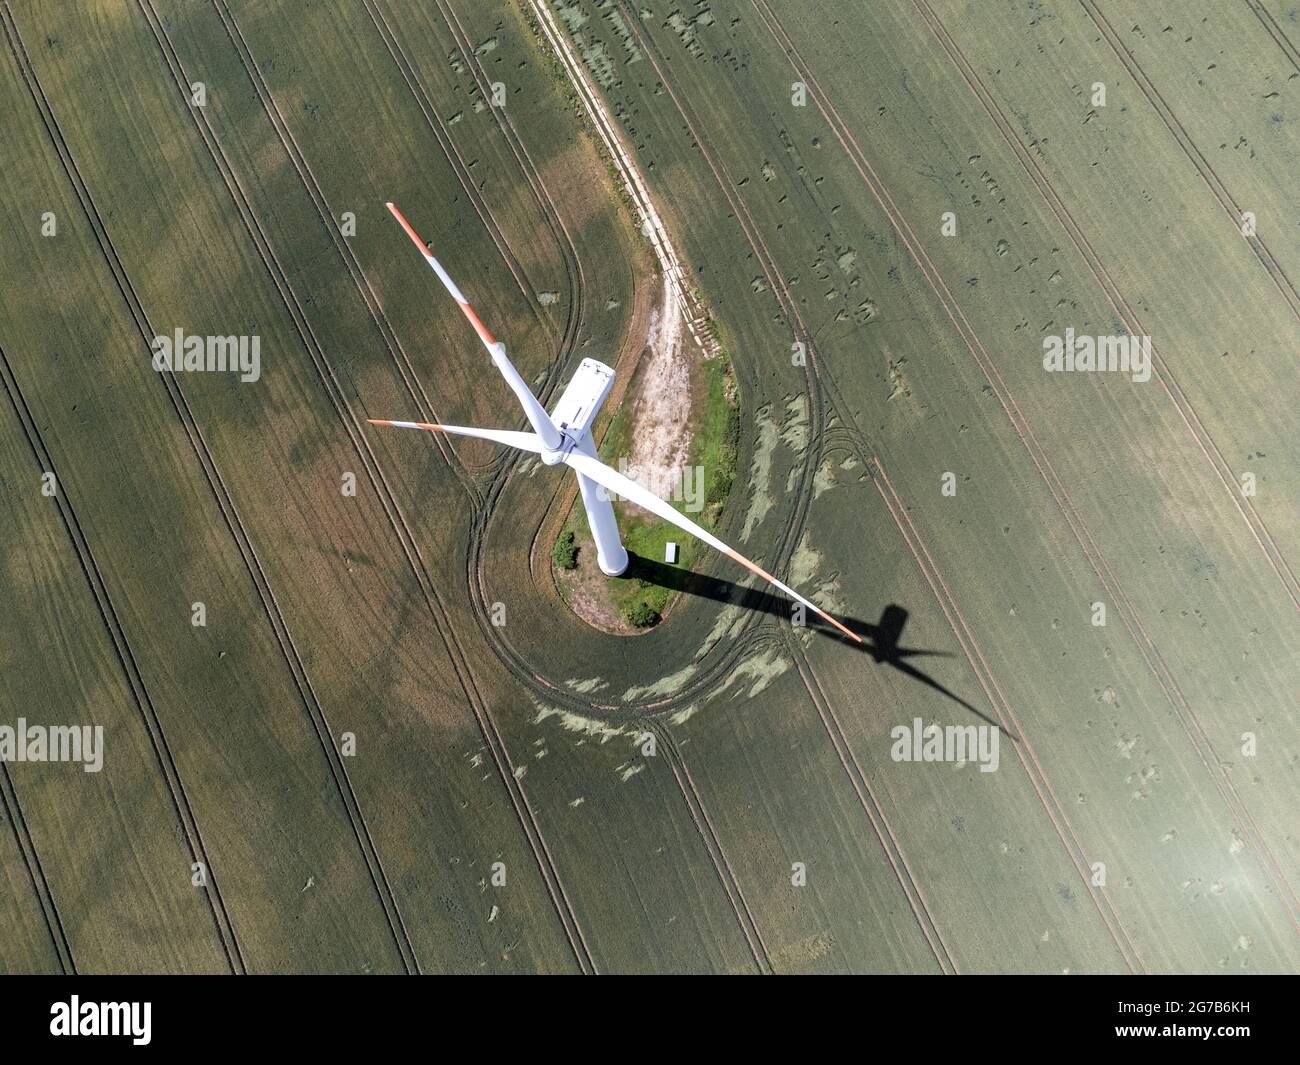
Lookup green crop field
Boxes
[0,0,1295,977]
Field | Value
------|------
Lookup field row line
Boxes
[360,0,575,444]
[423,0,583,373]
[0,667,75,971]
[209,0,479,506]
[515,0,846,971]
[645,722,773,973]
[910,0,1300,927]
[869,456,1145,973]
[751,0,1300,932]
[1243,0,1300,72]
[911,0,1299,612]
[0,336,77,974]
[425,0,609,687]
[621,0,1154,969]
[1082,0,1300,321]
[2,4,249,973]
[784,633,960,974]
[392,0,639,971]
[135,0,429,973]
[612,3,819,604]
[456,0,774,723]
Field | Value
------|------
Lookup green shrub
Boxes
[552,530,578,570]
[623,600,661,628]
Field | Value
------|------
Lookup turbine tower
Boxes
[369,202,862,645]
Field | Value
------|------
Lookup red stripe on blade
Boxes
[386,202,428,254]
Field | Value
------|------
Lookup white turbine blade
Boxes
[386,202,562,451]
[366,419,545,453]
[563,451,863,644]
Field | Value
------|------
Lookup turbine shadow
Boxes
[625,553,1011,735]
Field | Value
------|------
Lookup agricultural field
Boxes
[0,0,1295,977]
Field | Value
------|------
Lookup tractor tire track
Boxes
[420,0,584,375]
[472,0,819,723]
[0,754,74,972]
[373,0,598,674]
[750,0,1300,931]
[866,454,1145,973]
[910,0,1300,923]
[0,364,78,978]
[1,6,247,974]
[783,632,957,974]
[376,0,626,971]
[911,0,1299,611]
[467,451,771,717]
[641,720,772,973]
[211,0,479,506]
[138,0,598,973]
[614,0,1149,969]
[128,0,425,974]
[363,0,560,354]
[521,0,718,356]
[1079,0,1300,321]
[610,0,822,611]
[502,0,782,724]
[1244,0,1300,72]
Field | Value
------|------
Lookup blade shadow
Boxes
[624,554,1013,737]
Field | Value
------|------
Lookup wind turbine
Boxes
[369,202,862,645]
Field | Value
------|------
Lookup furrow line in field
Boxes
[751,0,1300,931]
[1243,0,1300,72]
[619,0,1143,969]
[912,0,1300,611]
[610,1,820,585]
[868,457,1145,974]
[1079,0,1300,321]
[373,0,621,715]
[210,0,479,505]
[1,6,246,973]
[365,4,623,972]
[442,0,782,723]
[645,721,773,973]
[784,636,958,974]
[454,439,770,719]
[0,371,77,977]
[215,0,599,970]
[415,0,608,690]
[912,0,1300,923]
[0,760,74,972]
[133,0,425,973]
[465,443,770,718]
